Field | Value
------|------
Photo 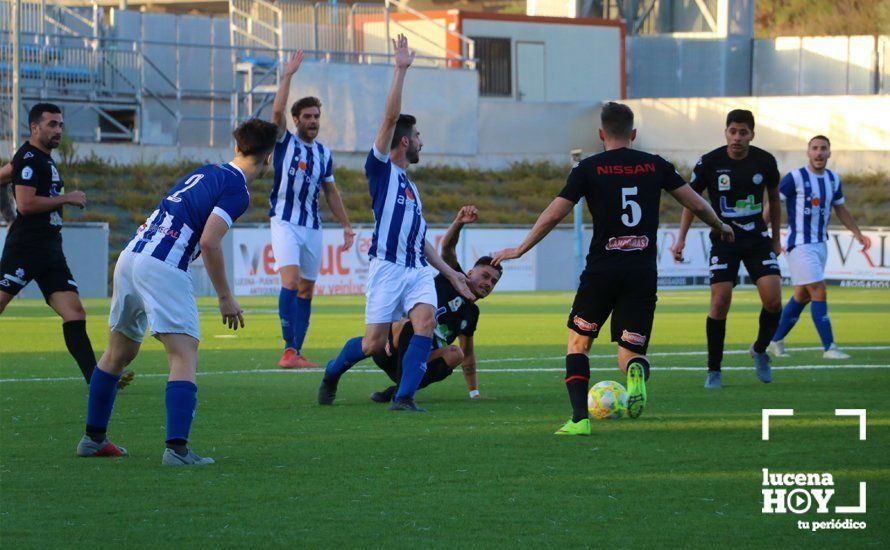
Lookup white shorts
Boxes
[108,251,200,342]
[365,258,437,324]
[270,218,322,280]
[787,242,828,286]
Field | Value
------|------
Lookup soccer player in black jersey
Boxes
[493,102,732,435]
[368,205,500,402]
[671,110,783,389]
[0,104,134,388]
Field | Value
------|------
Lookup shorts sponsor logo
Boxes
[718,174,731,190]
[605,235,649,251]
[3,269,26,285]
[621,330,647,346]
[21,166,33,181]
[15,268,25,279]
[762,259,779,267]
[572,315,598,332]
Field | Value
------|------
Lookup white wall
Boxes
[461,18,622,102]
[624,96,890,172]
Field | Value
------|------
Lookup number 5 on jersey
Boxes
[621,186,641,227]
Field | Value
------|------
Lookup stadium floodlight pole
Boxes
[11,0,21,151]
[570,148,584,278]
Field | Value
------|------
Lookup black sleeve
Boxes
[658,156,686,192]
[557,163,587,204]
[464,306,479,337]
[11,156,42,189]
[764,153,780,189]
[689,158,707,194]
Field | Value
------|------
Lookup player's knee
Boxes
[297,283,315,300]
[61,304,87,322]
[710,294,732,316]
[362,337,386,356]
[807,283,826,302]
[444,345,463,367]
[410,315,436,335]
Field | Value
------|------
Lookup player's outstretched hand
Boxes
[855,233,869,250]
[491,247,521,266]
[720,223,735,244]
[283,50,303,76]
[219,295,245,331]
[447,270,474,301]
[65,190,87,209]
[342,226,356,251]
[670,238,685,263]
[392,34,415,69]
[455,205,478,225]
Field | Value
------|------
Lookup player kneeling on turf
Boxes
[493,102,733,435]
[75,119,279,464]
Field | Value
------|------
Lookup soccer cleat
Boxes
[625,362,647,419]
[750,345,773,383]
[554,418,591,436]
[162,448,215,466]
[76,435,128,457]
[388,397,427,413]
[823,344,851,360]
[704,371,723,389]
[279,348,318,369]
[317,375,338,405]
[371,385,397,403]
[767,340,790,358]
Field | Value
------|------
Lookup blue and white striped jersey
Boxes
[125,163,250,271]
[780,167,845,251]
[365,146,427,268]
[270,130,334,229]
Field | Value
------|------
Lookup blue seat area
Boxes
[0,61,94,81]
[238,55,277,69]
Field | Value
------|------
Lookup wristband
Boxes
[469,390,480,398]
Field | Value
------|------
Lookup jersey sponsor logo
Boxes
[718,174,731,191]
[23,152,34,160]
[596,163,656,176]
[812,197,821,206]
[753,173,764,185]
[50,165,60,182]
[720,195,762,218]
[448,296,463,312]
[21,166,33,180]
[572,315,598,332]
[620,330,647,346]
[405,185,415,202]
[605,235,649,251]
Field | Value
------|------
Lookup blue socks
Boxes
[279,288,298,350]
[324,336,366,380]
[773,297,805,342]
[293,297,312,351]
[166,381,198,444]
[395,335,433,400]
[811,301,835,350]
[85,367,121,436]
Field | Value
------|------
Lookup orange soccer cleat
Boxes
[278,348,318,369]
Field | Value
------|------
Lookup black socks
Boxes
[706,317,726,372]
[565,354,591,423]
[62,320,97,383]
[753,308,781,354]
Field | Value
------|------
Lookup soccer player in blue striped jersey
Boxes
[75,119,280,464]
[318,34,473,412]
[270,51,355,369]
[768,135,866,359]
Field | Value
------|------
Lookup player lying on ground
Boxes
[0,103,133,389]
[768,135,866,360]
[269,50,354,369]
[368,206,501,403]
[494,102,733,436]
[671,109,782,389]
[75,119,279,465]
[317,35,473,413]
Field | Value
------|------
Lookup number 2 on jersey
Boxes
[166,174,204,203]
[621,187,641,227]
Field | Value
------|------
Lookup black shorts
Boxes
[0,241,78,300]
[567,267,656,354]
[708,235,781,286]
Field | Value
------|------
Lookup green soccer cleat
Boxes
[554,418,591,436]
[626,362,647,419]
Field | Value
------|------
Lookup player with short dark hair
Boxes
[768,135,866,359]
[494,102,733,435]
[671,109,784,389]
[369,206,501,402]
[0,103,133,389]
[74,118,279,464]
[270,51,354,369]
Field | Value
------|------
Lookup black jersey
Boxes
[432,270,479,349]
[690,145,779,240]
[559,147,685,270]
[6,142,64,247]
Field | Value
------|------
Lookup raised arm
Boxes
[441,205,477,270]
[668,184,734,245]
[200,214,244,331]
[272,51,303,138]
[374,34,414,155]
[492,197,574,265]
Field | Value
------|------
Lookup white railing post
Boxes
[12,0,21,150]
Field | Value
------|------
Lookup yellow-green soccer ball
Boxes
[587,381,628,420]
